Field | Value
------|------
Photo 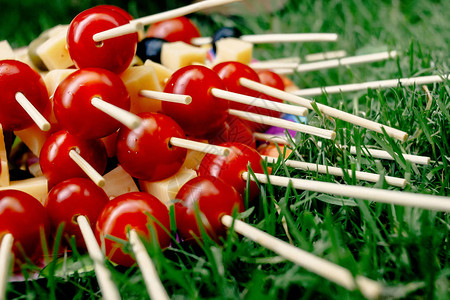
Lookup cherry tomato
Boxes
[198,142,263,201]
[209,117,256,149]
[53,68,130,140]
[95,192,171,267]
[39,130,107,188]
[0,190,49,264]
[67,7,138,74]
[146,16,200,44]
[46,178,109,249]
[116,112,187,181]
[95,5,134,21]
[0,60,50,131]
[175,176,244,242]
[162,65,228,138]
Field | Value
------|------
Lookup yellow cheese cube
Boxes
[14,124,51,157]
[161,41,207,71]
[120,65,163,114]
[0,177,48,205]
[214,37,253,65]
[102,165,139,200]
[43,69,76,97]
[0,40,14,60]
[139,168,197,207]
[36,28,73,70]
[144,60,173,89]
[0,125,10,187]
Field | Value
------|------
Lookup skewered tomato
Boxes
[146,16,200,44]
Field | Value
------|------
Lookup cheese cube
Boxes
[14,124,51,157]
[102,165,139,200]
[120,65,163,114]
[43,69,76,97]
[144,60,173,89]
[36,28,73,70]
[181,148,207,171]
[161,41,207,71]
[214,37,253,65]
[139,168,197,207]
[0,40,14,60]
[0,125,10,187]
[0,177,48,205]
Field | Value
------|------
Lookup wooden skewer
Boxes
[77,215,121,300]
[262,155,407,188]
[93,0,242,42]
[69,149,106,187]
[139,90,192,105]
[91,97,143,130]
[242,172,450,212]
[291,74,450,97]
[211,88,308,117]
[305,50,348,62]
[239,78,408,142]
[169,137,230,156]
[15,92,51,132]
[249,61,299,70]
[128,230,170,300]
[253,132,290,145]
[221,215,382,299]
[229,109,336,140]
[0,234,13,300]
[191,33,338,46]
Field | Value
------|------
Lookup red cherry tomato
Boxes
[175,176,244,242]
[46,178,109,249]
[198,142,263,201]
[67,7,138,74]
[95,5,134,21]
[146,16,200,44]
[0,190,49,264]
[209,117,256,149]
[116,112,187,181]
[0,60,50,131]
[53,68,130,140]
[95,192,171,267]
[162,65,228,138]
[39,130,107,188]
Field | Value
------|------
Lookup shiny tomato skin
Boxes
[198,142,263,201]
[175,176,244,242]
[39,130,107,188]
[67,7,137,74]
[95,192,171,267]
[46,178,109,249]
[146,16,200,44]
[212,61,261,111]
[162,65,228,138]
[116,112,187,181]
[0,190,50,264]
[0,60,50,131]
[94,5,134,21]
[53,68,130,140]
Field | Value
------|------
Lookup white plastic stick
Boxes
[77,215,121,300]
[292,74,449,97]
[0,234,13,300]
[170,137,230,156]
[262,155,407,188]
[15,92,51,132]
[229,109,336,140]
[221,215,382,299]
[91,97,142,130]
[243,172,450,212]
[129,230,170,300]
[69,149,106,187]
[295,51,397,73]
[211,88,308,117]
[240,33,338,44]
[93,0,242,42]
[239,78,408,142]
[139,90,192,105]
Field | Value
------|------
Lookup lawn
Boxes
[1,0,449,299]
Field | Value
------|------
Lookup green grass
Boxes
[2,0,449,299]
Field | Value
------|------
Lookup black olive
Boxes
[212,27,242,53]
[136,37,168,64]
